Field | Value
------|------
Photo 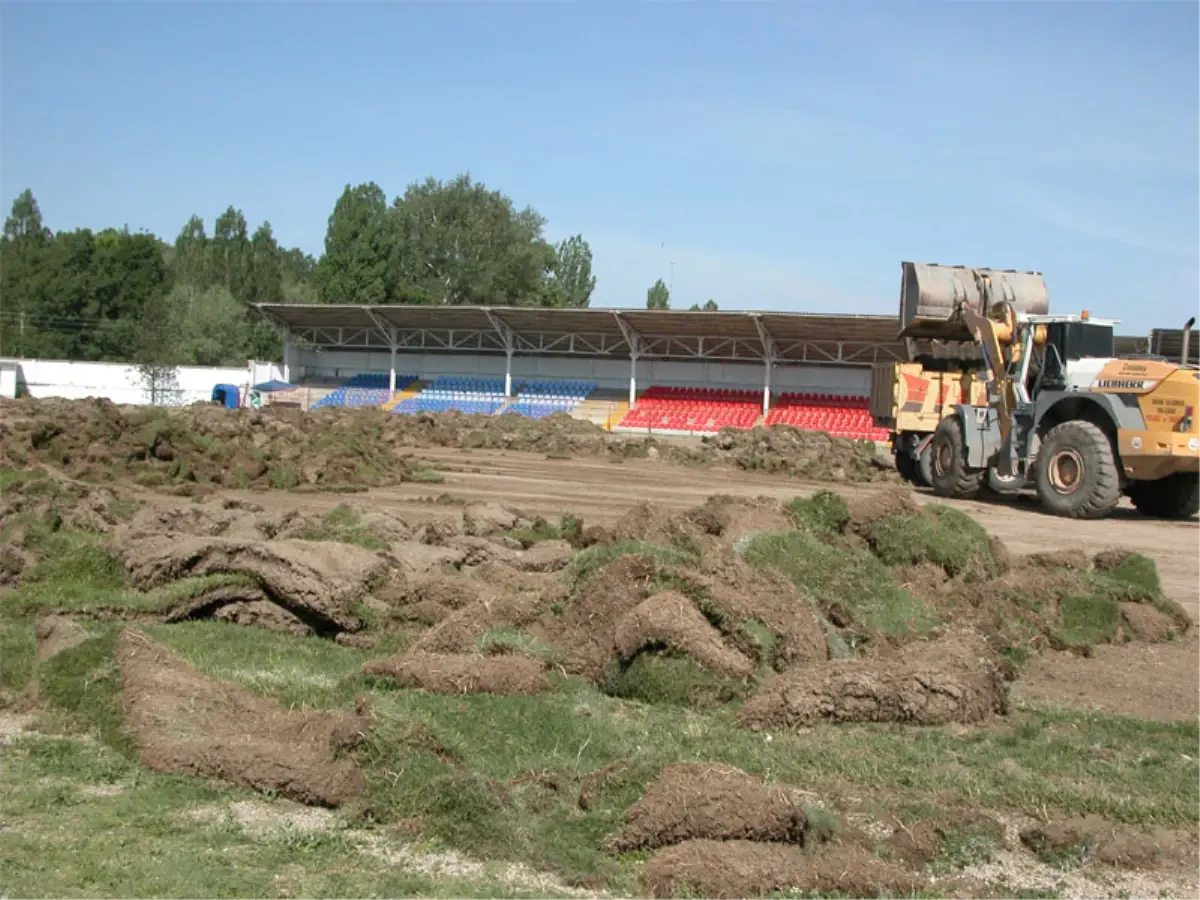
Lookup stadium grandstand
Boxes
[253,303,1196,441]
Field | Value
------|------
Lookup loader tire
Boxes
[929,416,984,499]
[916,439,934,488]
[1033,420,1121,519]
[985,467,1025,496]
[895,451,917,484]
[1128,472,1200,520]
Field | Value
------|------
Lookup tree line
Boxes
[1,174,718,367]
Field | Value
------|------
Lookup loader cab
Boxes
[1031,319,1116,394]
[1022,321,1113,398]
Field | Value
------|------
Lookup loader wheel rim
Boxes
[1048,448,1084,495]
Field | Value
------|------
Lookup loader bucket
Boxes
[898,262,1050,340]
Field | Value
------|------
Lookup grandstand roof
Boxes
[255,303,911,366]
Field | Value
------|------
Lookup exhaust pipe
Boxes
[1183,317,1196,366]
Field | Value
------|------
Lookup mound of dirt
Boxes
[532,554,659,681]
[604,762,807,853]
[386,574,502,624]
[0,397,440,490]
[738,630,1008,728]
[1,398,897,491]
[362,652,549,695]
[117,629,370,807]
[120,532,390,635]
[1019,815,1199,873]
[639,840,921,899]
[661,546,829,671]
[601,495,795,549]
[614,592,756,679]
[0,468,130,584]
[697,425,895,483]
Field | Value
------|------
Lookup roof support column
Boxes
[282,331,293,385]
[482,309,516,397]
[363,309,400,399]
[751,314,777,417]
[388,329,398,395]
[613,312,641,408]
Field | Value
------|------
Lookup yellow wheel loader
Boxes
[881,262,1199,520]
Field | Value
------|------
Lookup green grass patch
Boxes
[477,627,562,664]
[35,627,135,757]
[408,467,446,484]
[564,540,701,588]
[505,513,583,548]
[865,505,996,579]
[1055,594,1121,648]
[296,504,388,550]
[0,732,554,899]
[0,617,36,700]
[742,530,937,641]
[601,654,750,710]
[787,490,850,534]
[929,818,1006,874]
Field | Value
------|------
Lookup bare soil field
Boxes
[1,399,1197,899]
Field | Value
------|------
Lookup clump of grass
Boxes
[601,654,749,710]
[267,463,301,490]
[565,540,701,587]
[865,504,996,579]
[297,505,388,550]
[407,467,445,484]
[0,618,36,701]
[36,628,135,757]
[787,491,850,534]
[507,513,583,548]
[742,530,936,640]
[477,627,561,663]
[1055,594,1121,648]
[740,619,779,672]
[930,818,1006,873]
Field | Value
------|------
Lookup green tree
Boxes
[172,215,209,286]
[646,278,670,310]
[544,234,596,308]
[165,284,253,367]
[134,287,180,405]
[689,298,719,311]
[315,182,390,304]
[207,206,252,301]
[388,173,556,306]
[0,189,52,356]
[280,248,319,304]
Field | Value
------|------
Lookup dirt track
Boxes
[294,448,1199,619]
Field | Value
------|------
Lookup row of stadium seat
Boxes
[391,377,597,417]
[311,373,418,408]
[615,386,885,439]
[617,386,760,433]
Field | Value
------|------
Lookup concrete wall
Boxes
[295,349,871,396]
[0,363,18,399]
[0,358,286,406]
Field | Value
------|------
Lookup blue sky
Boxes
[2,1,1197,331]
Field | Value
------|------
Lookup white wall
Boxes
[296,348,870,396]
[0,364,18,400]
[0,358,284,406]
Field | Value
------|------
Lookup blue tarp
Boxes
[252,380,296,393]
[211,384,239,408]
